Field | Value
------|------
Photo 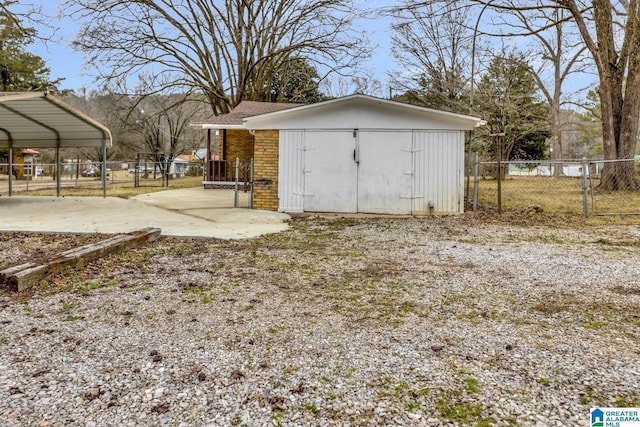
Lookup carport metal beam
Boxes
[0,128,13,196]
[40,94,111,198]
[0,102,61,196]
[0,93,112,198]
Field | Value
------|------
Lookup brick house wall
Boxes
[252,130,279,211]
[221,129,254,161]
[215,128,280,211]
[216,129,255,181]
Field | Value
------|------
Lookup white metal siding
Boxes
[279,129,465,215]
[303,131,358,213]
[357,131,412,214]
[412,131,465,214]
[278,130,305,212]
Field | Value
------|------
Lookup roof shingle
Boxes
[195,101,302,127]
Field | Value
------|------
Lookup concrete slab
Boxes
[0,187,290,239]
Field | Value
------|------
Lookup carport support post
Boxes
[56,144,61,197]
[102,140,107,198]
[8,146,12,196]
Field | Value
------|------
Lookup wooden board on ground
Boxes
[0,227,161,292]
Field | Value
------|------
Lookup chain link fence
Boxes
[232,158,253,209]
[0,159,204,193]
[203,158,253,209]
[470,158,640,216]
[1,157,255,209]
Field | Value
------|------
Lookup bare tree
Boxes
[493,2,590,173]
[475,53,551,164]
[319,75,386,98]
[0,1,56,41]
[62,89,134,161]
[390,1,473,113]
[442,0,640,190]
[118,74,208,172]
[63,0,370,114]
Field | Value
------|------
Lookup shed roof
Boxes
[0,92,112,149]
[192,101,301,129]
[244,94,484,131]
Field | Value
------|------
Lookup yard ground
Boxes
[0,212,639,426]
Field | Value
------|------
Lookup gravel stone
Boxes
[1,215,639,426]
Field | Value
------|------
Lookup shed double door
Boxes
[303,130,412,214]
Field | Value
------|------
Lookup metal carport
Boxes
[0,92,112,197]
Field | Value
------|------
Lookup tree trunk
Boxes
[552,83,563,177]
[597,48,640,191]
[592,0,640,191]
[599,161,637,190]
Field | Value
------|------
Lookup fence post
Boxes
[134,154,140,188]
[473,152,479,211]
[249,158,254,210]
[582,158,589,216]
[234,157,239,208]
[492,133,505,214]
[162,156,170,188]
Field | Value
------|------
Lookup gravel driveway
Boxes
[0,214,639,426]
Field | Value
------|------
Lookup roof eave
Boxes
[243,94,485,128]
[192,123,247,130]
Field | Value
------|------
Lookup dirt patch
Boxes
[0,232,109,270]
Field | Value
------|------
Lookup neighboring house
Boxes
[1,148,40,179]
[193,148,208,161]
[169,155,191,177]
[534,164,584,177]
[192,94,484,215]
[21,148,40,178]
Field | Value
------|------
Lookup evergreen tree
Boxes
[266,57,326,104]
[0,8,59,92]
[474,53,551,162]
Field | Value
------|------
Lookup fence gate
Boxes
[234,158,253,208]
[133,152,168,188]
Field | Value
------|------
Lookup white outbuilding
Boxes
[194,94,484,215]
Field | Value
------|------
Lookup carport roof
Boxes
[0,92,112,149]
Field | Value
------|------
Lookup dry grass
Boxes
[590,189,640,215]
[11,176,202,199]
[475,175,640,217]
[475,176,585,214]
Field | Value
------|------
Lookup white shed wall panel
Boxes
[412,130,464,214]
[278,130,305,212]
[357,131,412,214]
[304,131,358,213]
[278,129,465,214]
